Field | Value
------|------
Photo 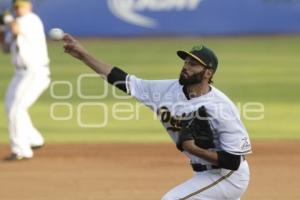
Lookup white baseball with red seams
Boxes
[48,28,64,41]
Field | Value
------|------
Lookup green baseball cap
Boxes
[12,0,31,7]
[177,45,218,71]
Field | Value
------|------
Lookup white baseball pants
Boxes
[5,69,50,158]
[162,161,250,200]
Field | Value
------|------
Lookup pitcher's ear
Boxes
[205,68,214,78]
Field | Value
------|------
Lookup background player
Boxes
[62,33,251,199]
[0,0,50,160]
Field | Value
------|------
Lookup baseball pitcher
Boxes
[63,34,251,200]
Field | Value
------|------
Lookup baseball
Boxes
[48,28,64,41]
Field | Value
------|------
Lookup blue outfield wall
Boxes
[18,0,300,36]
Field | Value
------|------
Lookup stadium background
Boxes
[0,0,300,199]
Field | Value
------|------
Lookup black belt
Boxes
[16,66,27,70]
[16,64,49,70]
[191,156,246,172]
[191,163,219,172]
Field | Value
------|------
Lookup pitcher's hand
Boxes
[63,33,88,60]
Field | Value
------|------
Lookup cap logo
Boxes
[191,45,203,51]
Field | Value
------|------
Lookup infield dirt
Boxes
[0,140,299,200]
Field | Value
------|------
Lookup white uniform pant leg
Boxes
[22,73,50,147]
[5,71,32,157]
[5,70,50,157]
[161,161,250,200]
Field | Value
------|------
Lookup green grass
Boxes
[0,36,300,143]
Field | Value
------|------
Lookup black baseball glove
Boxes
[0,13,4,26]
[176,106,215,151]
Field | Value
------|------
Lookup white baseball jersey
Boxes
[127,75,251,199]
[127,75,252,164]
[10,12,50,74]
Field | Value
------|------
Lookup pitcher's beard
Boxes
[179,70,205,86]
